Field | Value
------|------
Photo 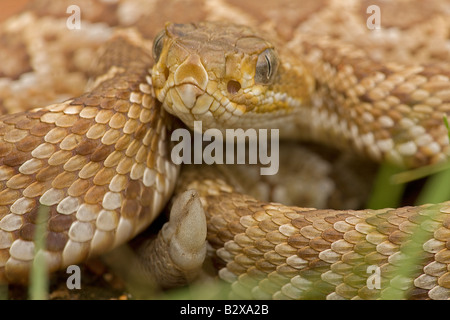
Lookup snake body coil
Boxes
[0,32,178,283]
[0,0,450,300]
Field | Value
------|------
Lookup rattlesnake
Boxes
[1,0,450,300]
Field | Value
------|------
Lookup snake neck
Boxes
[289,36,450,169]
[152,22,450,168]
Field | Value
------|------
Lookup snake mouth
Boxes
[162,83,210,115]
[154,51,222,118]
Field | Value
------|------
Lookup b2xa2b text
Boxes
[224,304,269,315]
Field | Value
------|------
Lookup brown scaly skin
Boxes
[152,21,450,299]
[0,30,178,284]
[153,22,450,168]
[177,165,450,300]
[0,0,450,300]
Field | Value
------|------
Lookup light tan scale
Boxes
[0,30,178,283]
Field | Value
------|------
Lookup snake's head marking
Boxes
[151,21,314,135]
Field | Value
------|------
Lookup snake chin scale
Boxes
[163,190,207,272]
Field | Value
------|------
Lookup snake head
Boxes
[151,21,314,135]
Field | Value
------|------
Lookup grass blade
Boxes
[366,162,405,209]
[28,205,50,300]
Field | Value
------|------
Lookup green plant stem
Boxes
[28,205,49,300]
[366,163,405,209]
[414,167,450,205]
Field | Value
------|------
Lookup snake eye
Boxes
[152,30,166,62]
[255,48,278,85]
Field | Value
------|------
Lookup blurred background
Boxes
[0,0,29,22]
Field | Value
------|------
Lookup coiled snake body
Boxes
[1,0,450,300]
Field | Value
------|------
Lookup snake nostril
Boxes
[227,80,241,94]
[164,67,169,80]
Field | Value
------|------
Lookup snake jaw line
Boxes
[152,22,315,138]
